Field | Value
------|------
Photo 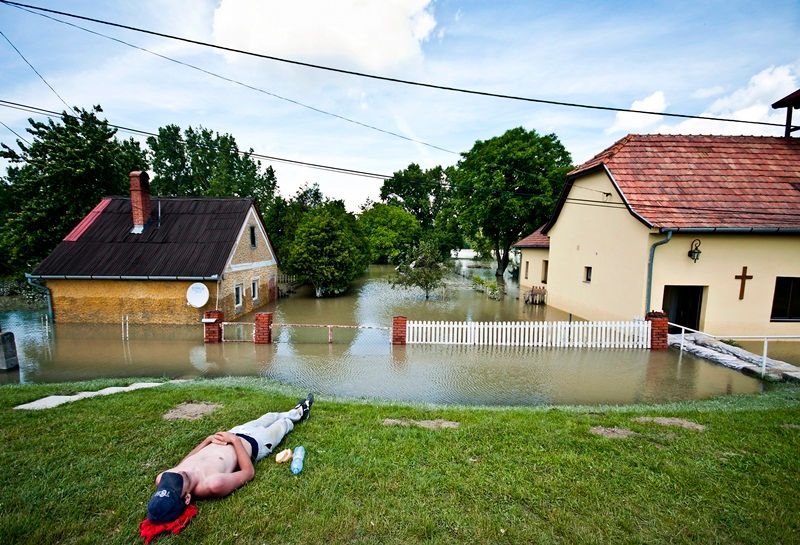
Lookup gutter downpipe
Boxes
[645,230,673,315]
[25,273,54,322]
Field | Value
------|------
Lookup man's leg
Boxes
[228,394,313,461]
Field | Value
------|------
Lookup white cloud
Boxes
[655,64,798,136]
[605,91,667,134]
[692,85,725,99]
[211,0,437,72]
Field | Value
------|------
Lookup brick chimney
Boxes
[129,171,151,233]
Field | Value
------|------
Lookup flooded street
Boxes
[1,264,765,405]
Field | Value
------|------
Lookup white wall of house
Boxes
[650,233,800,336]
[546,170,652,321]
[518,247,550,290]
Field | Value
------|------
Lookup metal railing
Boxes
[669,322,800,376]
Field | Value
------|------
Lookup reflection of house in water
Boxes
[517,90,800,337]
[28,171,279,324]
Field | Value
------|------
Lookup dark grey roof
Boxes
[32,197,254,278]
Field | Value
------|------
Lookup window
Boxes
[524,261,529,280]
[234,284,243,308]
[249,225,257,248]
[251,278,259,301]
[771,277,800,321]
[542,260,549,284]
[584,266,592,283]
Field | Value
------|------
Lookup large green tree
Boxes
[380,163,448,232]
[379,163,462,256]
[146,124,277,210]
[284,201,369,297]
[262,183,325,266]
[452,127,572,276]
[357,202,421,264]
[0,106,147,274]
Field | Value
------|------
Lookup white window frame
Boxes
[234,283,244,308]
[251,277,259,302]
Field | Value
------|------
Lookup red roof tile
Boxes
[568,135,800,230]
[514,224,549,248]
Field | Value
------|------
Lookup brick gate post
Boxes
[646,311,669,350]
[392,316,407,345]
[203,310,224,343]
[254,312,273,344]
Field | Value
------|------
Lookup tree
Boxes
[452,127,572,276]
[380,163,448,232]
[262,183,325,266]
[391,239,448,300]
[0,106,148,274]
[146,125,277,211]
[357,203,421,264]
[284,201,369,297]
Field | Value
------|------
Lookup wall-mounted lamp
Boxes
[687,239,702,263]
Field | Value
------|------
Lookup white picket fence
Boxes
[405,320,651,349]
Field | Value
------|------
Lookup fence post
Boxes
[254,312,273,344]
[203,310,224,343]
[645,311,669,350]
[392,316,407,345]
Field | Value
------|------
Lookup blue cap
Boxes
[147,472,186,523]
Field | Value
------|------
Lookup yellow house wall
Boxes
[518,247,549,290]
[547,170,652,321]
[47,279,218,324]
[217,207,278,320]
[650,234,800,336]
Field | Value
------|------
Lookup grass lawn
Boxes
[1,378,799,545]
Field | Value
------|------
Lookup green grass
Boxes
[1,378,799,544]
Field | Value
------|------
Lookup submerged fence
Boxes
[405,319,651,349]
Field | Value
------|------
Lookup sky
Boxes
[1,0,798,211]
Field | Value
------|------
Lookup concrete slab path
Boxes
[13,380,188,410]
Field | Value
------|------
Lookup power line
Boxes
[0,119,30,144]
[3,98,797,220]
[8,3,457,155]
[0,0,786,130]
[0,99,391,179]
[0,26,74,113]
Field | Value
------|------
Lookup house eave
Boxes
[657,227,800,234]
[27,274,220,281]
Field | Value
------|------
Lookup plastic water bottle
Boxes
[290,446,305,475]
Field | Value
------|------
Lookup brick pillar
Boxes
[254,312,273,344]
[646,311,669,350]
[203,310,224,343]
[392,316,407,345]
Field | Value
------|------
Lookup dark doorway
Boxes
[662,285,704,333]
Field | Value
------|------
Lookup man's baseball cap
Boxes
[147,472,186,523]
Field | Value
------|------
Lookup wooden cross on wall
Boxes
[735,266,753,300]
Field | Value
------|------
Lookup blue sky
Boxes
[1,0,798,210]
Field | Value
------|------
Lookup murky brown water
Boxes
[0,264,765,405]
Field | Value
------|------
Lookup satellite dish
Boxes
[186,283,210,308]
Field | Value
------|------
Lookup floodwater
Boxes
[0,263,766,405]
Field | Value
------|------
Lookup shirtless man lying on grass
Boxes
[145,394,313,524]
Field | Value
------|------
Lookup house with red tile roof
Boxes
[27,171,279,324]
[540,132,800,337]
[513,225,550,291]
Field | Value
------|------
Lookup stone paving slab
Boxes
[13,380,188,410]
[669,334,799,381]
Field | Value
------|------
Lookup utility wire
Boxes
[0,99,391,179]
[8,3,457,155]
[0,0,787,130]
[0,26,74,113]
[0,119,30,144]
[2,98,797,219]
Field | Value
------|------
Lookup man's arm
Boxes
[195,432,256,498]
